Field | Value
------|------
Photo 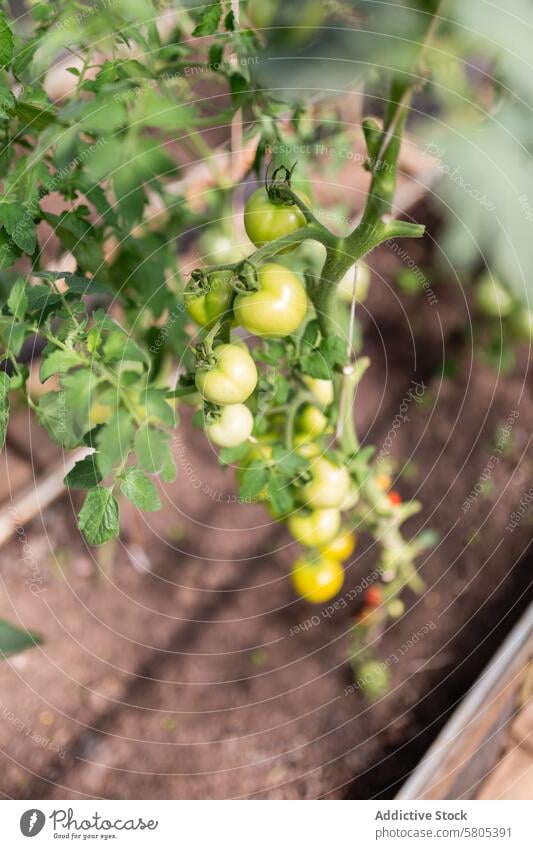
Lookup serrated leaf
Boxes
[79,96,127,136]
[1,202,36,254]
[0,618,40,658]
[95,410,134,477]
[134,425,171,474]
[239,464,269,500]
[219,442,250,465]
[120,467,161,511]
[64,455,102,489]
[0,11,14,68]
[0,370,10,452]
[7,278,27,320]
[78,487,120,546]
[300,352,332,380]
[40,348,80,382]
[36,391,82,449]
[0,316,27,356]
[320,334,348,367]
[192,1,222,36]
[160,451,177,483]
[268,475,293,516]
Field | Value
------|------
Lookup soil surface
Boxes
[0,228,532,800]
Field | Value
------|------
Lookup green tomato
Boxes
[296,404,328,440]
[302,376,334,407]
[301,456,351,510]
[291,555,344,604]
[233,262,308,338]
[186,271,234,329]
[339,482,360,512]
[287,508,341,547]
[206,404,254,448]
[248,0,325,47]
[295,239,326,275]
[244,188,310,252]
[476,274,514,318]
[195,343,258,405]
[200,230,247,265]
[508,305,533,341]
[337,262,371,304]
[357,660,390,701]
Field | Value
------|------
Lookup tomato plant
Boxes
[0,0,444,688]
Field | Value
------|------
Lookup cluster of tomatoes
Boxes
[185,184,361,605]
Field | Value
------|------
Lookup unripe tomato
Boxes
[337,262,371,304]
[291,555,344,603]
[186,271,234,329]
[248,0,325,47]
[296,404,328,440]
[357,660,390,700]
[320,530,356,561]
[302,375,334,407]
[301,456,350,510]
[195,343,258,405]
[294,440,321,458]
[508,305,533,341]
[244,189,310,252]
[387,599,405,618]
[476,274,513,318]
[376,472,392,491]
[233,263,307,338]
[206,404,254,448]
[200,230,247,265]
[340,483,360,511]
[296,239,326,275]
[287,508,341,547]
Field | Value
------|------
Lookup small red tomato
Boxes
[364,586,382,607]
[387,490,402,506]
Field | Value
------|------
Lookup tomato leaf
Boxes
[192,1,222,36]
[219,443,249,465]
[95,410,134,477]
[0,11,14,68]
[267,475,293,515]
[7,277,27,320]
[0,618,41,658]
[78,486,120,545]
[1,202,36,254]
[64,455,103,489]
[39,348,80,382]
[239,464,268,500]
[120,467,161,511]
[134,425,172,474]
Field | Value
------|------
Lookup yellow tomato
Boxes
[291,556,344,603]
[320,531,356,561]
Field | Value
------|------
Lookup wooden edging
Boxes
[396,600,533,800]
